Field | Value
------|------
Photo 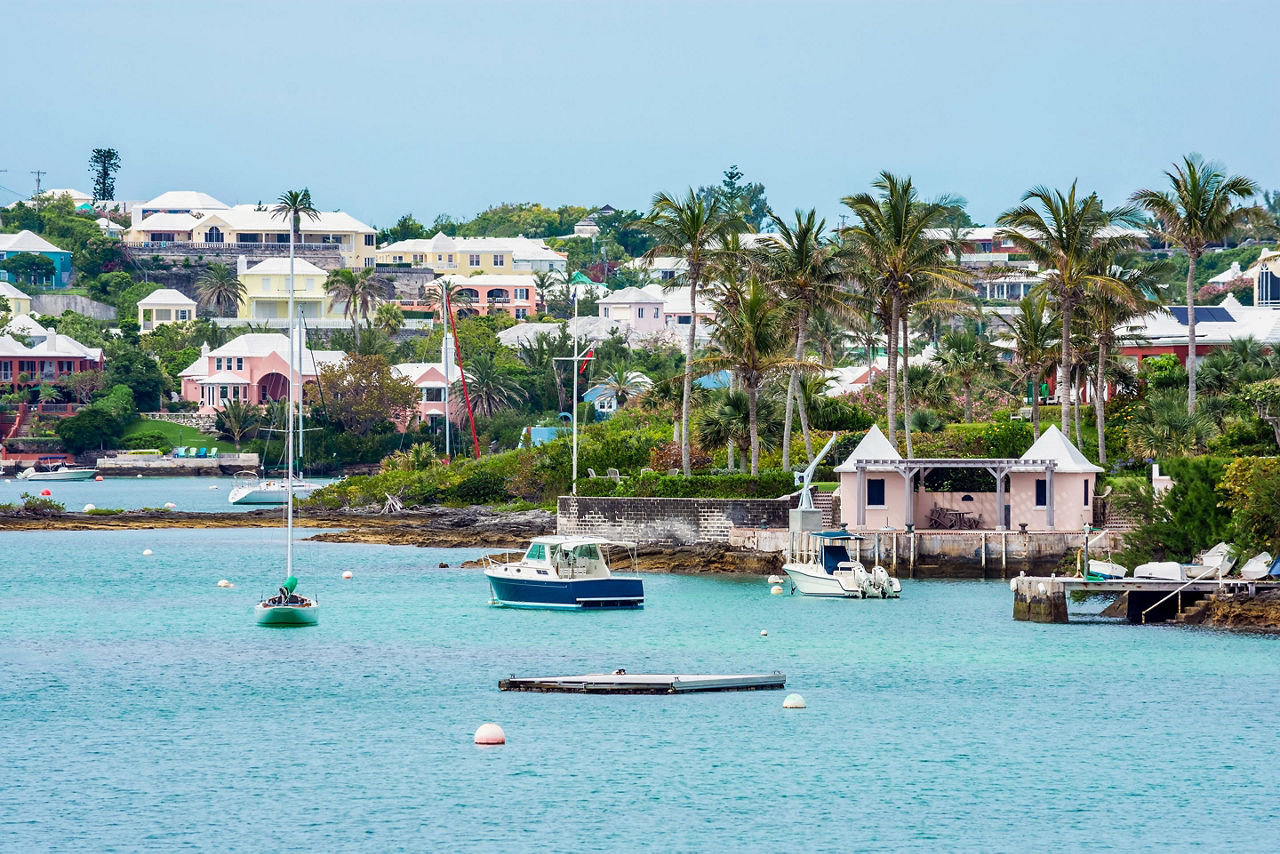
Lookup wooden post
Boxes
[994,468,1006,530]
[892,533,898,572]
[981,532,987,577]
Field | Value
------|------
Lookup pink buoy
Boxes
[40,489,52,496]
[473,723,506,745]
[95,476,104,482]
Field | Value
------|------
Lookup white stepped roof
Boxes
[243,258,329,277]
[0,230,65,254]
[141,190,228,210]
[834,424,901,471]
[381,233,564,261]
[1019,425,1102,473]
[599,286,663,303]
[0,281,30,300]
[137,288,197,307]
[3,314,48,335]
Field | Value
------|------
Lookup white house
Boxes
[138,289,198,331]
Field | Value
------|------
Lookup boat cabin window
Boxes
[525,543,547,562]
[572,544,600,561]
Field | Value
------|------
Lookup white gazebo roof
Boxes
[834,424,902,472]
[198,371,248,385]
[138,288,197,308]
[1018,425,1103,473]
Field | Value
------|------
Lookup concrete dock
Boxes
[1012,576,1261,624]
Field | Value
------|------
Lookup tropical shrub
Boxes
[118,431,174,453]
[1113,457,1233,566]
[1219,457,1280,557]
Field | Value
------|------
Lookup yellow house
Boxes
[0,282,32,316]
[138,288,198,331]
[376,232,566,276]
[237,258,351,321]
[126,202,378,269]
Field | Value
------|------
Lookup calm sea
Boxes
[2,529,1278,852]
[0,477,336,513]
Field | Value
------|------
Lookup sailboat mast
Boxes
[285,215,296,574]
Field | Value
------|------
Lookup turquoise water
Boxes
[0,476,336,513]
[3,529,1279,852]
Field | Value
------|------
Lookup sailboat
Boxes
[254,194,318,627]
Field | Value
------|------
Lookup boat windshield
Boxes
[552,542,609,579]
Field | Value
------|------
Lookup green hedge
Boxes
[577,470,797,499]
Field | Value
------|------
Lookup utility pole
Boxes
[30,170,46,223]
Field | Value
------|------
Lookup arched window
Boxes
[206,226,224,243]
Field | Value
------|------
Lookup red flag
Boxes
[578,348,594,374]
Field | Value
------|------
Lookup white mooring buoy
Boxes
[474,723,506,745]
[217,579,232,588]
[767,574,784,584]
[142,549,153,556]
[342,571,353,580]
[783,694,806,709]
[83,504,95,512]
[770,585,784,595]
[760,629,768,637]
[163,502,177,510]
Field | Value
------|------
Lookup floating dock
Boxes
[499,672,786,694]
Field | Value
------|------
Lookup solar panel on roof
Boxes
[1169,306,1234,325]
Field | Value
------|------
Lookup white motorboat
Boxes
[782,529,901,599]
[228,470,317,505]
[16,459,97,481]
[484,537,644,610]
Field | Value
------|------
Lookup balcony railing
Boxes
[135,241,346,255]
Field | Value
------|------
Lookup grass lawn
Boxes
[123,418,239,454]
[813,481,839,493]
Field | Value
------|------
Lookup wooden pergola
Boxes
[850,458,1060,531]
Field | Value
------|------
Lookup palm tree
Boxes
[215,399,259,451]
[638,189,743,475]
[1132,155,1258,413]
[998,293,1060,438]
[846,310,885,380]
[996,182,1143,433]
[36,383,60,404]
[759,209,847,469]
[592,357,651,409]
[805,306,849,367]
[1076,257,1167,463]
[324,267,382,348]
[374,301,404,337]
[195,262,245,317]
[454,350,526,418]
[1127,389,1217,458]
[698,277,810,475]
[930,330,1004,422]
[696,389,781,471]
[423,278,476,320]
[841,173,969,452]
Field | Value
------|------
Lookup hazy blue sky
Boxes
[3,0,1275,229]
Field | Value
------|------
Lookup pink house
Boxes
[835,424,1100,532]
[179,333,345,412]
[598,287,665,333]
[393,361,451,425]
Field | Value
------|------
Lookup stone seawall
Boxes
[140,412,219,432]
[557,495,799,545]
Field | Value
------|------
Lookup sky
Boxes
[3,0,1276,230]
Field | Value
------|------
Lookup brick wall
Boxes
[557,495,799,545]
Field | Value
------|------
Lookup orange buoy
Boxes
[95,476,104,482]
[473,723,506,745]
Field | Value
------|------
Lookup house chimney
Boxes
[237,255,248,276]
[201,342,210,356]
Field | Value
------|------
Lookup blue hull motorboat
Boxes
[484,537,644,610]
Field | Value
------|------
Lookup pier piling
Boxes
[1012,576,1069,623]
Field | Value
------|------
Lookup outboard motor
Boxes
[871,565,892,598]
